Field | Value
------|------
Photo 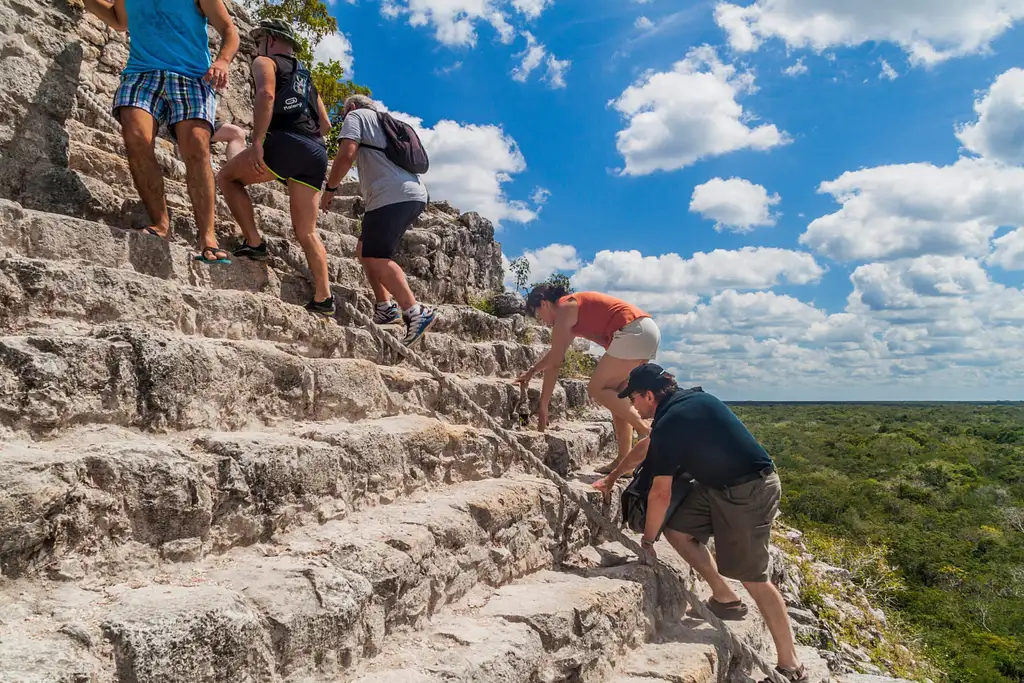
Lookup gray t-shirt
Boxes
[339,109,429,211]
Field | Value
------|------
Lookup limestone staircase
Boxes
[0,2,834,682]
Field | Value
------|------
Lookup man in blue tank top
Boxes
[82,0,239,265]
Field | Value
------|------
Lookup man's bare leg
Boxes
[175,119,219,252]
[743,581,802,671]
[664,530,744,604]
[119,107,169,236]
[363,257,417,310]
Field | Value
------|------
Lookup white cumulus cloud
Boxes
[690,177,781,232]
[989,228,1024,270]
[800,157,1024,261]
[714,0,1024,66]
[511,32,570,88]
[313,32,355,76]
[635,16,655,30]
[570,246,824,315]
[610,46,789,176]
[879,58,899,80]
[956,68,1024,164]
[382,0,552,46]
[543,54,571,89]
[504,244,581,289]
[782,57,808,76]
[512,0,552,19]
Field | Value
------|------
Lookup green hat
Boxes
[251,18,300,47]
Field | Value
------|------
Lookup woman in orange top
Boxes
[516,284,662,472]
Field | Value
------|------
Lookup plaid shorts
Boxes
[113,70,216,137]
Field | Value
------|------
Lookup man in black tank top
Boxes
[214,19,337,316]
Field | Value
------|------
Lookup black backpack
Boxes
[273,56,315,121]
[361,111,430,175]
[620,462,693,535]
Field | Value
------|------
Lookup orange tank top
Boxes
[562,291,649,349]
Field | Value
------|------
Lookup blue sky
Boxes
[315,0,1024,400]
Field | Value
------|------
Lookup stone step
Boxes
[0,475,613,683]
[0,255,545,378]
[608,621,720,683]
[0,326,572,439]
[0,201,549,346]
[0,197,295,297]
[0,415,613,578]
[0,327,393,437]
[569,530,836,683]
[377,364,568,426]
[345,567,665,683]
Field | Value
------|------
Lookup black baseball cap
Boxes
[617,362,672,399]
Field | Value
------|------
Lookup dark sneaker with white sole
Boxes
[373,301,401,325]
[305,296,336,316]
[233,241,268,261]
[402,305,437,347]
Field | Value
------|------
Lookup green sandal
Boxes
[193,246,231,265]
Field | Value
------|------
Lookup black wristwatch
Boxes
[325,184,338,192]
[641,537,656,548]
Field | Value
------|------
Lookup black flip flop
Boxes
[133,226,166,238]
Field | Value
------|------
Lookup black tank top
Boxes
[267,54,321,139]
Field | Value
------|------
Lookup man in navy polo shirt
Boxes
[594,363,807,683]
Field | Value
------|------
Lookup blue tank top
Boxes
[123,0,211,79]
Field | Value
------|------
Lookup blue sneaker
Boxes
[402,305,437,347]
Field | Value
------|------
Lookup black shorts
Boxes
[360,200,427,259]
[263,130,328,191]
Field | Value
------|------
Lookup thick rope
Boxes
[76,78,789,683]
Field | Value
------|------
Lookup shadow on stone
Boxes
[0,41,94,218]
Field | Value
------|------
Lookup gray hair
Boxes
[343,95,377,115]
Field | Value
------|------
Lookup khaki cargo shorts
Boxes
[606,317,661,361]
[665,472,781,583]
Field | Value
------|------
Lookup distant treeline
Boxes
[734,403,1024,683]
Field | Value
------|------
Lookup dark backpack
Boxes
[620,462,693,535]
[273,57,315,122]
[361,111,430,175]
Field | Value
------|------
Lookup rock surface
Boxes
[489,291,526,318]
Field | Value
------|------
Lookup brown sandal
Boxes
[760,664,808,683]
[707,598,748,620]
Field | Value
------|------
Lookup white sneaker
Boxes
[402,305,437,347]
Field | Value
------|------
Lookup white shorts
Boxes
[606,317,660,360]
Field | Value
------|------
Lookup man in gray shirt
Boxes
[321,95,436,347]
